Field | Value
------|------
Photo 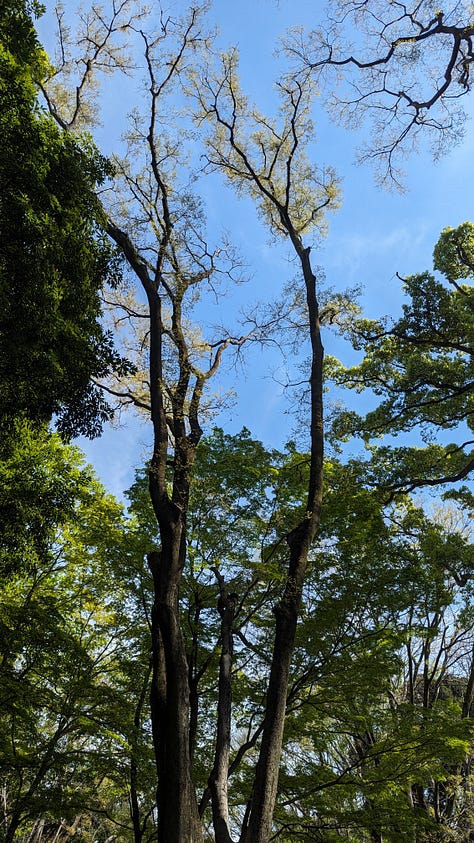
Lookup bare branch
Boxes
[287,1,474,185]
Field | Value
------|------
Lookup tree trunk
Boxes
[209,570,236,843]
[130,662,152,843]
[148,527,203,843]
[240,530,316,843]
[4,812,23,843]
[145,278,203,843]
[241,241,324,843]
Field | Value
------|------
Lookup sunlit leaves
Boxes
[0,438,155,842]
[194,48,341,242]
[434,221,474,282]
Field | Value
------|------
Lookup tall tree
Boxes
[38,6,258,840]
[0,0,127,439]
[35,4,334,839]
[194,49,340,843]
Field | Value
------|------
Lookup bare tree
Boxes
[39,5,260,842]
[193,49,340,842]
[286,0,474,186]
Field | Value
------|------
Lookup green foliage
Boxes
[0,0,129,438]
[275,474,474,841]
[434,221,474,282]
[0,420,89,577]
[328,222,474,491]
[0,439,156,843]
[126,429,474,841]
[3,422,474,842]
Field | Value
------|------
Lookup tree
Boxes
[0,0,133,593]
[327,221,474,494]
[277,484,474,842]
[192,47,343,842]
[0,0,128,439]
[286,0,474,185]
[0,439,156,843]
[126,431,474,842]
[38,6,260,840]
[34,3,340,839]
[126,428,282,834]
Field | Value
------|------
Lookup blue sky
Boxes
[36,0,474,499]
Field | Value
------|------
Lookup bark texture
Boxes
[209,568,237,843]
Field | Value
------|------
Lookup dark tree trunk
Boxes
[107,214,207,843]
[209,569,236,843]
[4,812,23,843]
[148,528,203,843]
[242,241,324,843]
[146,281,203,842]
[130,662,152,843]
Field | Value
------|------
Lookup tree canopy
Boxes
[0,0,128,439]
[328,221,474,494]
[1,2,473,843]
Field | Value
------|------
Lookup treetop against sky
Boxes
[34,0,474,498]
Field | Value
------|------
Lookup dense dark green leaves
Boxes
[0,0,129,438]
[328,222,474,492]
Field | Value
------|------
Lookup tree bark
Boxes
[130,662,152,843]
[242,241,324,843]
[208,569,236,843]
[145,281,202,842]
[148,531,203,843]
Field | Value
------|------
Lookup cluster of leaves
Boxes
[275,475,474,841]
[2,417,473,843]
[0,0,129,439]
[0,420,90,577]
[123,428,474,842]
[0,438,156,843]
[327,221,474,494]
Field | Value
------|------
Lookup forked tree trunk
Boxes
[106,220,205,842]
[145,283,203,843]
